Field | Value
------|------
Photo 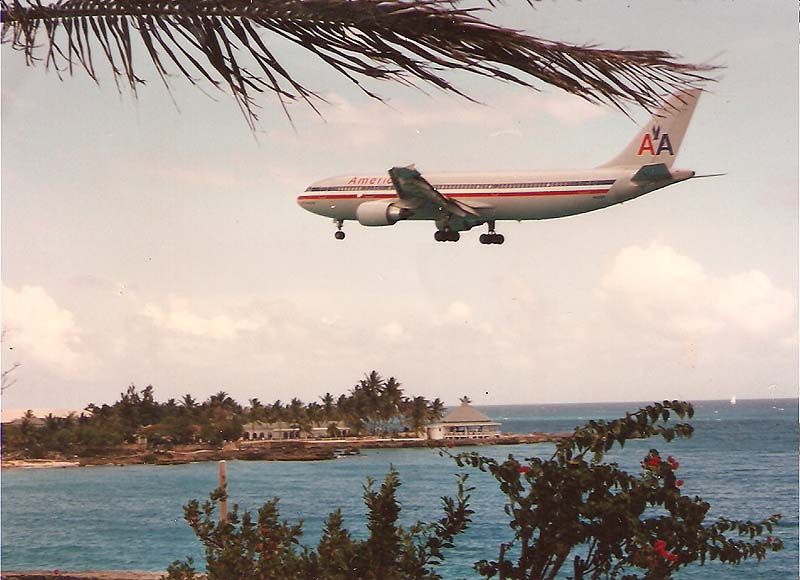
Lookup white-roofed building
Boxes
[426,399,501,440]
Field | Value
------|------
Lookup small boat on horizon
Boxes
[730,396,737,405]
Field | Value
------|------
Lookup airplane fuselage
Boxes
[297,167,694,223]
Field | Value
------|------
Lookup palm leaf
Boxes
[1,0,716,127]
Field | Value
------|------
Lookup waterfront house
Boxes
[242,421,351,441]
[426,400,501,440]
[243,421,300,440]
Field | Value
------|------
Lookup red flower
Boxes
[653,540,678,564]
[766,536,774,544]
[676,479,684,487]
[645,456,661,468]
[667,456,680,469]
[517,465,532,475]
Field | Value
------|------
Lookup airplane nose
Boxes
[297,195,317,210]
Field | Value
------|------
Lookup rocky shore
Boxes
[2,432,568,469]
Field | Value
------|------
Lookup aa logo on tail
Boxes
[637,126,674,156]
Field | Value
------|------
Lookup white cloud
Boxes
[141,299,262,340]
[600,243,796,340]
[537,95,609,126]
[443,301,474,325]
[276,90,608,149]
[1,284,93,376]
[376,321,410,343]
[713,270,795,335]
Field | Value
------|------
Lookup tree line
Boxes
[2,371,446,457]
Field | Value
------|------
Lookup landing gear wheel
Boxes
[334,219,345,240]
[435,230,460,242]
[480,233,504,245]
[480,221,504,244]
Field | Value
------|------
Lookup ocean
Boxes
[2,399,798,578]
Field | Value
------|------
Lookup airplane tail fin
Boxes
[600,88,702,169]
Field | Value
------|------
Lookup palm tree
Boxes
[403,395,430,435]
[269,399,284,422]
[321,392,336,421]
[1,0,713,128]
[180,394,197,418]
[428,397,446,422]
[248,398,264,422]
[287,397,305,424]
[378,377,403,432]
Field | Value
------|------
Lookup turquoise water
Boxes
[2,399,797,578]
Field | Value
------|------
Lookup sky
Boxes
[1,1,797,410]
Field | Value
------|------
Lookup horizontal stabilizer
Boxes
[631,163,672,182]
[690,173,726,179]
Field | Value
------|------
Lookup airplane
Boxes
[297,88,714,244]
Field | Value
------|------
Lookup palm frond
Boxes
[1,0,716,127]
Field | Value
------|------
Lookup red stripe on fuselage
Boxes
[297,188,610,201]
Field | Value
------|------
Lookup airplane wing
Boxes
[388,166,483,219]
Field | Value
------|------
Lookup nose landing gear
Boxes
[334,219,345,240]
[479,221,504,245]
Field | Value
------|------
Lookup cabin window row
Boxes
[437,180,616,189]
[305,180,615,193]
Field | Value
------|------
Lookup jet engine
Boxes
[355,200,412,226]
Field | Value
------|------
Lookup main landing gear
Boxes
[334,219,345,240]
[434,229,460,242]
[479,221,504,245]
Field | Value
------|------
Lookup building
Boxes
[242,421,351,441]
[426,400,501,440]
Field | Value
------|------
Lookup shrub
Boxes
[164,468,472,580]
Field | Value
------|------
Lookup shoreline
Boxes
[3,573,163,580]
[2,432,568,470]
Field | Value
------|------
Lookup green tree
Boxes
[378,376,404,432]
[403,396,430,435]
[247,398,264,423]
[321,392,336,421]
[180,394,198,415]
[269,399,285,423]
[428,398,446,423]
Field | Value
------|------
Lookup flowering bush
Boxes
[455,400,783,579]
